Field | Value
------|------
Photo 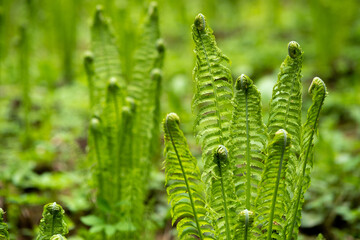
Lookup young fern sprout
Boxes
[36,202,68,240]
[0,208,9,240]
[163,13,326,240]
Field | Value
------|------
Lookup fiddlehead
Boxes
[36,203,68,240]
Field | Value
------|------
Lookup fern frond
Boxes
[267,41,303,197]
[0,208,9,240]
[254,130,291,240]
[235,210,254,240]
[91,6,124,102]
[103,78,125,203]
[230,74,267,210]
[50,235,67,240]
[36,203,68,240]
[163,113,214,240]
[128,2,161,101]
[209,145,237,239]
[285,77,327,239]
[191,13,233,186]
[129,2,162,172]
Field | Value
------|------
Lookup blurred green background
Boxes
[0,0,359,239]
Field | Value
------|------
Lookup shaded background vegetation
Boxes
[0,0,359,239]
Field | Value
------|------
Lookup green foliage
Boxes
[163,13,327,240]
[84,2,164,239]
[36,202,68,240]
[0,208,9,240]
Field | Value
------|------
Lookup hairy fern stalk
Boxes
[85,2,165,239]
[163,13,327,240]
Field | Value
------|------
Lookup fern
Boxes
[128,1,161,101]
[230,74,267,210]
[163,113,214,240]
[267,41,303,196]
[254,129,291,239]
[86,3,164,239]
[163,13,328,240]
[0,208,9,240]
[209,145,237,239]
[36,202,68,240]
[91,5,124,104]
[191,13,233,205]
[285,77,327,239]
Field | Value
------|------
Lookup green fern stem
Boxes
[241,75,252,210]
[214,145,231,240]
[286,77,327,239]
[165,114,204,240]
[267,129,288,240]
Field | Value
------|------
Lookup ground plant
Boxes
[163,14,327,239]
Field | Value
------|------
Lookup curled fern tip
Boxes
[235,74,253,90]
[194,13,206,31]
[288,41,302,59]
[166,113,180,126]
[309,77,327,95]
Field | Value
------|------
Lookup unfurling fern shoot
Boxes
[36,203,68,240]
